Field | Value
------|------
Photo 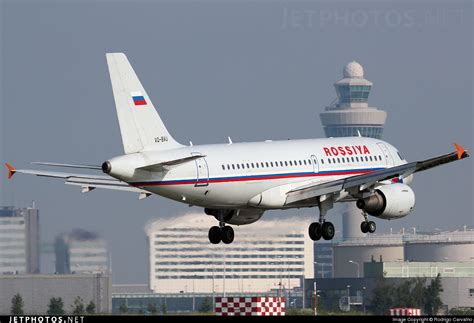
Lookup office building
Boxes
[146,213,314,294]
[0,204,40,274]
[55,229,108,274]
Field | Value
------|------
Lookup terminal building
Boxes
[0,204,40,274]
[146,213,314,294]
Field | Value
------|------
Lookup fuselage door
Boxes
[191,152,209,187]
[377,142,395,167]
[311,155,319,173]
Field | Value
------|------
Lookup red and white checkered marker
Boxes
[215,297,285,316]
[389,308,421,316]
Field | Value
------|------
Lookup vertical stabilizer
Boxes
[106,53,182,154]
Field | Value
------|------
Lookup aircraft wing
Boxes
[285,144,469,205]
[5,163,150,197]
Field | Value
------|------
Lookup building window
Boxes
[469,288,474,297]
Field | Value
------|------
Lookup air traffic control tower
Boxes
[320,61,387,239]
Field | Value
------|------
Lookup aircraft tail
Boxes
[106,53,183,154]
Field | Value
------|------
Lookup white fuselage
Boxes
[107,137,408,210]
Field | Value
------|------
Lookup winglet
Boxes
[5,162,16,179]
[454,143,467,160]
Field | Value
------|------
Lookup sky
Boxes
[0,0,472,284]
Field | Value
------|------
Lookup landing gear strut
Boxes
[360,211,376,234]
[208,210,235,244]
[309,196,335,241]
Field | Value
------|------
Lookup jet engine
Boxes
[356,183,415,220]
[205,208,264,225]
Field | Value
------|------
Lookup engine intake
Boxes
[356,183,415,220]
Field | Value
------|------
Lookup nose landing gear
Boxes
[360,211,376,234]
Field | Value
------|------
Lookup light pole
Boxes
[362,286,366,314]
[347,285,351,312]
[192,275,196,312]
[314,261,326,278]
[348,260,360,278]
[313,281,317,316]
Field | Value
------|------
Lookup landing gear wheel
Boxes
[221,226,234,244]
[208,226,221,244]
[360,221,369,233]
[322,222,335,240]
[367,221,376,233]
[308,222,322,241]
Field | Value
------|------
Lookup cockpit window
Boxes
[397,151,404,160]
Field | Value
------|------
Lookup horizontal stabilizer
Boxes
[31,162,102,170]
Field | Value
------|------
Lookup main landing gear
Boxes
[208,211,234,244]
[360,211,376,234]
[308,196,335,241]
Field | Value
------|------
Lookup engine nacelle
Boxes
[356,183,415,220]
[205,208,264,225]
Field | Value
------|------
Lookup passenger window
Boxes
[321,159,324,164]
[227,164,230,170]
[232,164,235,170]
[256,163,259,168]
[351,157,354,162]
[328,159,331,164]
[308,159,311,165]
[241,164,245,169]
[246,163,250,168]
[369,156,373,161]
[355,157,359,162]
[270,162,274,167]
[365,156,368,162]
[266,162,269,167]
[237,164,240,169]
[222,165,225,170]
[299,160,302,166]
[284,161,288,166]
[303,160,307,165]
[379,155,382,161]
[342,157,345,163]
[261,162,265,168]
[280,161,283,167]
[289,161,293,166]
[337,158,340,163]
[251,163,255,168]
[294,160,297,166]
[333,158,336,163]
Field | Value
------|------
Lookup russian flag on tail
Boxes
[131,91,147,106]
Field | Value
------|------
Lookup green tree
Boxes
[147,303,158,314]
[118,303,128,314]
[71,296,85,314]
[370,280,395,315]
[47,297,65,315]
[161,302,168,315]
[11,293,24,315]
[199,297,212,313]
[86,301,96,314]
[424,274,443,315]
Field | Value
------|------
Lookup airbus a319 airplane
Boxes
[6,53,469,244]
